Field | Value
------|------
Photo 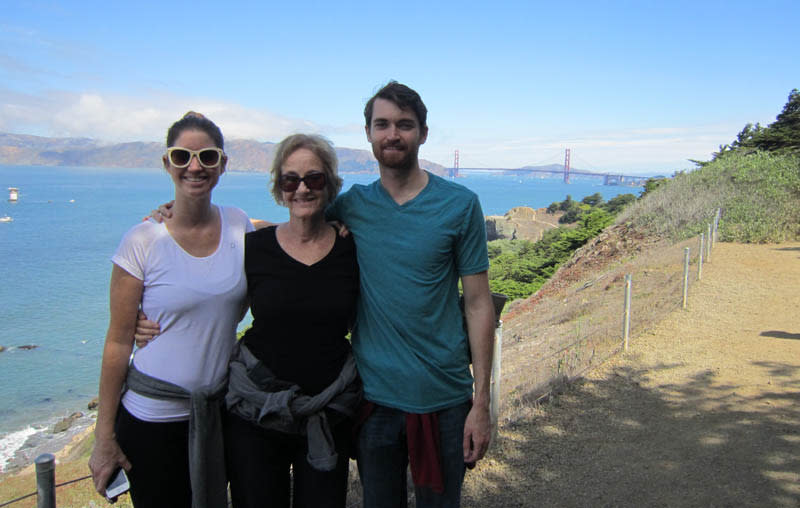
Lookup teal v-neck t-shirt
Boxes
[328,172,489,412]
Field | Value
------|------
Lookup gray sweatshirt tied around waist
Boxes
[125,364,228,508]
[225,343,362,471]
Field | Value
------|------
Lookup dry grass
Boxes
[463,241,800,507]
[498,224,708,424]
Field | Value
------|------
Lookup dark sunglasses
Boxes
[278,172,327,192]
[166,147,225,169]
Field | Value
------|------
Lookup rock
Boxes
[485,215,517,241]
[0,345,5,352]
[17,345,39,350]
[507,206,537,220]
[53,412,84,433]
[88,397,99,410]
[485,207,565,242]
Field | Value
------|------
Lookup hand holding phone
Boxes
[105,467,130,503]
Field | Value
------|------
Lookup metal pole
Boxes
[682,247,690,309]
[490,321,503,442]
[623,274,632,351]
[706,223,712,262]
[698,233,704,280]
[35,453,56,508]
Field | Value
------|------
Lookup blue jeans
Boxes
[356,401,471,508]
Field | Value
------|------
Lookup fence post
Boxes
[713,208,721,244]
[490,321,503,442]
[623,274,632,351]
[682,247,690,309]
[698,233,704,280]
[35,453,56,508]
[706,223,712,262]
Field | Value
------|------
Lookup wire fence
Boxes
[0,454,92,508]
[498,210,721,422]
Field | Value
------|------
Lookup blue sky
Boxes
[1,1,798,175]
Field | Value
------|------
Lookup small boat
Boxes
[8,187,18,201]
[0,216,12,223]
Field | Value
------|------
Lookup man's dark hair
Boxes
[364,81,428,129]
[166,111,225,149]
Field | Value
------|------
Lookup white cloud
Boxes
[0,89,322,143]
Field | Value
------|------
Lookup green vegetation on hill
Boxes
[618,151,800,243]
[488,196,633,300]
[546,192,637,224]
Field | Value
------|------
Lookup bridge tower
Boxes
[452,150,460,178]
[564,148,571,184]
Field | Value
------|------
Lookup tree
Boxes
[640,177,667,197]
[581,192,604,207]
[601,193,636,214]
[704,89,800,164]
[559,208,581,224]
[754,89,800,154]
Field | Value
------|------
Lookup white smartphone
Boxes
[105,468,130,501]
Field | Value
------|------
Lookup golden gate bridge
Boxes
[448,149,650,186]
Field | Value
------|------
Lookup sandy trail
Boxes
[463,242,800,507]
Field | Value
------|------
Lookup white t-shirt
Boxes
[112,205,254,422]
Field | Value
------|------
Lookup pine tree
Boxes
[754,89,800,153]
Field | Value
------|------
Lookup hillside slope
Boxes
[463,241,800,507]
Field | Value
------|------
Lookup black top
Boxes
[241,226,359,395]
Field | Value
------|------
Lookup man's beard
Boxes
[374,143,418,171]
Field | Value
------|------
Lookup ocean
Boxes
[0,164,639,470]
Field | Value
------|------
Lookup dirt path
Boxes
[463,242,800,507]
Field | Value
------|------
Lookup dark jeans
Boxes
[356,401,471,508]
[115,404,192,508]
[224,410,352,508]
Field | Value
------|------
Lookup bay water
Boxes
[0,164,638,470]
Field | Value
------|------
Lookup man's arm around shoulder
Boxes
[461,271,495,464]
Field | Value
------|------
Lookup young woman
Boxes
[89,112,252,507]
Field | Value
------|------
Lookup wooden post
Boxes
[35,453,56,508]
[713,208,721,244]
[706,223,712,262]
[682,247,690,309]
[490,321,503,442]
[623,274,632,351]
[698,233,704,280]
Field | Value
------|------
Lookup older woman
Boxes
[224,134,360,508]
[137,134,361,508]
[89,112,253,507]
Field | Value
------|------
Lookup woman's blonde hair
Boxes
[270,134,342,206]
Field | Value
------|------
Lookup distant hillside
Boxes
[0,132,447,176]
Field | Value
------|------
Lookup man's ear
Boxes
[365,124,372,142]
[419,125,428,145]
[162,154,169,170]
